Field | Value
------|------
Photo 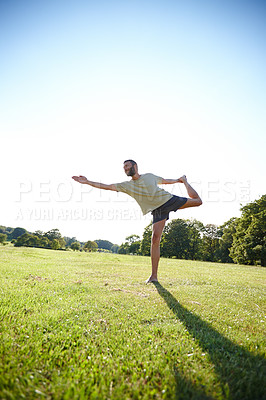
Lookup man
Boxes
[72,160,202,283]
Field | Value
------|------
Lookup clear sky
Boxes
[1,0,265,245]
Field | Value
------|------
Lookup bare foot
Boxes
[177,175,187,184]
[145,276,158,284]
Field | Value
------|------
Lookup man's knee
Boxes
[181,197,202,209]
[197,197,203,206]
[191,197,203,208]
[152,232,161,246]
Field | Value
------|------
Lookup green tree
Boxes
[28,235,41,247]
[84,241,98,252]
[111,244,119,253]
[186,219,204,260]
[95,239,113,251]
[201,224,222,262]
[118,242,130,254]
[140,222,152,256]
[71,241,81,251]
[64,236,78,247]
[0,233,7,245]
[118,235,141,255]
[126,235,141,254]
[39,236,50,248]
[11,227,27,240]
[44,229,65,249]
[230,195,266,266]
[161,219,190,259]
[14,233,40,248]
[0,226,14,240]
[51,239,60,250]
[14,230,65,250]
[217,218,237,263]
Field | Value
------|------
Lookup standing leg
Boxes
[146,219,166,284]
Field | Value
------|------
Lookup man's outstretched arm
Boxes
[72,176,117,191]
[161,177,183,184]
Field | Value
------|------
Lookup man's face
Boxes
[124,161,136,177]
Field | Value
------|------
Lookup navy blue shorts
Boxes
[151,195,187,224]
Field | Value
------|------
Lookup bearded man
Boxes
[72,160,202,283]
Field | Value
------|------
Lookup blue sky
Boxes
[1,0,265,244]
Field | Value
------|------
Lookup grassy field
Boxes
[0,246,265,400]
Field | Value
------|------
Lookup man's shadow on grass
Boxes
[153,282,265,400]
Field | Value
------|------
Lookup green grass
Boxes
[0,246,265,400]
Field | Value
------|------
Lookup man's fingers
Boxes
[72,175,88,185]
[72,176,83,182]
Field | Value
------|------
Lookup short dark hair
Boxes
[124,159,137,166]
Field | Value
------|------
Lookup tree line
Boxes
[118,194,265,266]
[0,228,67,250]
[1,195,265,266]
[0,227,119,253]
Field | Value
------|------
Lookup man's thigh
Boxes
[179,197,201,209]
[152,219,167,240]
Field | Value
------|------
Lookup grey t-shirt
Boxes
[115,173,173,215]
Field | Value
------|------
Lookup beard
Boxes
[127,165,136,176]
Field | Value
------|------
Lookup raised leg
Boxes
[178,175,202,208]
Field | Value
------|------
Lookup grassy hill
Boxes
[0,246,265,399]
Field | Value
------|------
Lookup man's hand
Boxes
[72,176,89,184]
[176,175,187,184]
[72,176,117,191]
